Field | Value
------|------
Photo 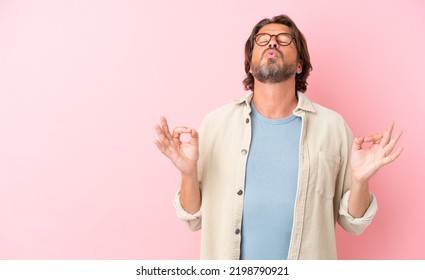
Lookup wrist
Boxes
[352,177,368,189]
[181,168,198,180]
[351,177,370,199]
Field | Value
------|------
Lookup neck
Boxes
[252,78,298,119]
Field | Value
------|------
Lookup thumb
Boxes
[352,137,364,151]
[189,129,199,143]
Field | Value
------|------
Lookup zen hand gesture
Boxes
[155,116,199,176]
[351,122,403,184]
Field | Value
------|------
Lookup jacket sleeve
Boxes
[338,190,378,235]
[172,189,202,231]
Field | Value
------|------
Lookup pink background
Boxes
[0,0,424,259]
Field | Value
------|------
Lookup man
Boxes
[154,14,402,260]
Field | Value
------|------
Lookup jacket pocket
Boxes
[315,151,341,200]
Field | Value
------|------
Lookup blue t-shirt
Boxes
[240,103,301,260]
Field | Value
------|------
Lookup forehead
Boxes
[258,23,291,34]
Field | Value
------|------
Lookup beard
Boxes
[251,55,297,84]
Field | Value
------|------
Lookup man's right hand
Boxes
[155,116,199,176]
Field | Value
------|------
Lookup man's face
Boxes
[250,23,302,84]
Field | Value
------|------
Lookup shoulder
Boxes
[204,102,239,120]
[200,93,251,127]
[297,92,344,123]
[311,102,347,126]
[299,93,353,140]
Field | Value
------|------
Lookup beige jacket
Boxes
[173,92,378,259]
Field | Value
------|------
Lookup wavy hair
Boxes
[242,14,313,93]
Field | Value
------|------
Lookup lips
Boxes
[262,48,282,58]
[267,50,277,55]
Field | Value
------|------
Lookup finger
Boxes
[352,137,364,151]
[186,129,199,146]
[380,121,395,147]
[173,127,192,135]
[155,124,175,152]
[160,116,172,139]
[155,124,166,141]
[382,146,403,165]
[155,124,171,145]
[154,139,165,153]
[154,139,171,157]
[383,130,403,156]
[155,137,179,159]
[172,127,192,140]
[170,127,190,148]
[364,134,383,143]
[190,128,198,139]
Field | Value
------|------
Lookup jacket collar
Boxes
[233,91,316,114]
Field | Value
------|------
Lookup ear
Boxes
[297,61,303,74]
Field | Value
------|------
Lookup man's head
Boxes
[243,14,312,93]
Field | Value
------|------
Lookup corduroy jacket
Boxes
[173,92,378,259]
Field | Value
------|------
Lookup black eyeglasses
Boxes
[254,33,294,46]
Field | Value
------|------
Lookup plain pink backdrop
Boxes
[0,0,424,259]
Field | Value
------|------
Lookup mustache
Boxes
[261,47,284,59]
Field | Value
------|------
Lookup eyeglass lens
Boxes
[255,33,293,46]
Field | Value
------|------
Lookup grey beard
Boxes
[251,58,297,84]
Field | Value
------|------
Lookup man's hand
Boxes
[351,121,403,185]
[155,116,199,176]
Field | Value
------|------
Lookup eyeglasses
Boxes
[254,33,294,46]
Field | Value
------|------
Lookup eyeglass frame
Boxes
[253,32,295,47]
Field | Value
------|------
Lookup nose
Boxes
[269,35,278,49]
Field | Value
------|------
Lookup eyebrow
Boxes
[258,28,291,33]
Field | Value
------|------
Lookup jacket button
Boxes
[235,229,240,235]
[237,190,243,195]
[245,118,250,123]
[241,149,247,155]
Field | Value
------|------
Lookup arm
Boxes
[155,116,201,214]
[349,121,403,217]
[180,170,201,214]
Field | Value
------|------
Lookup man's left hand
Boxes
[351,121,403,184]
